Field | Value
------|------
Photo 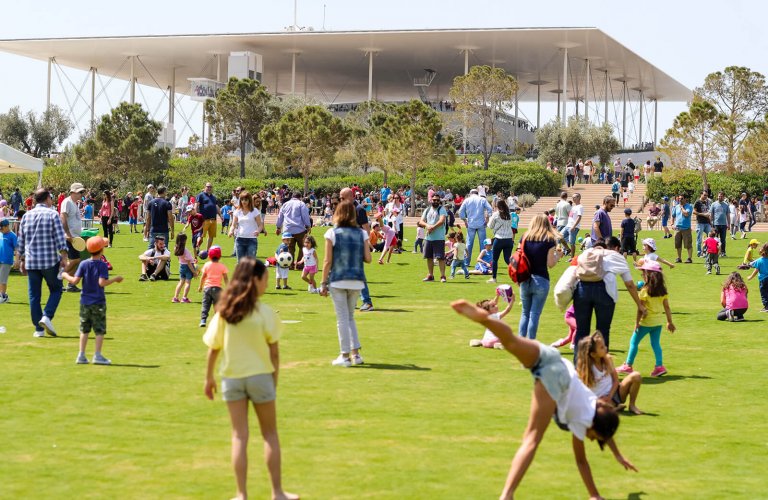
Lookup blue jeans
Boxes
[696,222,711,255]
[360,282,372,306]
[149,232,169,250]
[235,237,258,261]
[465,226,487,266]
[572,280,616,363]
[714,225,727,254]
[27,264,63,332]
[518,274,550,340]
[759,277,768,309]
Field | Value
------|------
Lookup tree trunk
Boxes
[304,170,309,197]
[383,169,388,185]
[239,139,246,178]
[483,151,490,170]
[410,168,418,217]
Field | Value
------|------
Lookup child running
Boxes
[172,233,197,303]
[449,232,469,279]
[198,246,228,327]
[746,242,768,312]
[183,204,205,255]
[469,295,513,348]
[377,222,398,264]
[61,237,123,365]
[577,332,644,415]
[717,272,749,321]
[203,257,299,500]
[274,232,292,290]
[551,305,576,349]
[451,299,636,500]
[297,235,319,293]
[636,238,675,269]
[617,261,676,377]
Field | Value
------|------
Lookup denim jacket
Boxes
[329,227,366,283]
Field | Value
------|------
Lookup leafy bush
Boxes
[647,170,767,201]
[517,193,537,208]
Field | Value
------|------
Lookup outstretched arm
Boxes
[572,436,601,499]
[606,437,638,472]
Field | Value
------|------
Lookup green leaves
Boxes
[0,105,72,158]
[535,117,620,167]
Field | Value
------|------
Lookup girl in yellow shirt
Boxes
[203,258,299,500]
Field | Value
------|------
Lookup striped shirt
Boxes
[487,212,513,239]
[18,203,67,270]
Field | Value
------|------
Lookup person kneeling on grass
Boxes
[61,237,123,365]
[451,299,637,500]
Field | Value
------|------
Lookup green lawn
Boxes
[1,225,766,499]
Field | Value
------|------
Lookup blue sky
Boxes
[1,0,765,147]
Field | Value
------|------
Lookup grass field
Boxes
[1,225,766,499]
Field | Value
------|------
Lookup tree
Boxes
[74,102,169,186]
[260,105,349,195]
[659,99,724,191]
[535,117,619,167]
[740,115,768,174]
[204,77,276,178]
[0,105,73,157]
[449,65,518,169]
[379,100,454,216]
[696,66,768,172]
[340,101,395,182]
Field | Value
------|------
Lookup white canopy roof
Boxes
[0,143,44,174]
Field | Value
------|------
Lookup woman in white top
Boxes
[228,191,263,262]
[452,300,636,500]
[385,194,405,251]
[486,199,514,283]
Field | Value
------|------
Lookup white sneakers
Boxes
[38,316,57,337]
[331,354,364,367]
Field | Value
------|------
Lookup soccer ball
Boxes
[577,236,584,244]
[277,252,293,269]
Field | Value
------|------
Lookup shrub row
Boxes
[646,170,768,201]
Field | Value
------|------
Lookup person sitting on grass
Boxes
[469,295,513,349]
[138,235,171,281]
[468,239,493,275]
[741,238,761,267]
[61,236,123,365]
[576,331,644,415]
[451,299,637,500]
[717,272,749,321]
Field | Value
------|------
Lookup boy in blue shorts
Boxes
[220,200,233,234]
[0,218,19,303]
[61,236,123,365]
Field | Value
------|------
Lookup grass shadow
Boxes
[623,411,659,417]
[109,363,161,368]
[366,308,413,313]
[642,374,713,385]
[366,281,393,285]
[355,363,431,371]
[371,295,397,299]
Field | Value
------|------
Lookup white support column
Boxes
[46,57,53,111]
[367,51,373,101]
[90,67,96,131]
[216,54,221,82]
[654,99,658,147]
[462,49,469,154]
[537,84,541,129]
[130,56,136,104]
[291,52,297,95]
[584,59,590,122]
[622,81,627,148]
[513,89,519,145]
[604,71,609,126]
[562,48,568,125]
[557,91,561,122]
[638,90,643,147]
[168,67,176,126]
[201,106,205,149]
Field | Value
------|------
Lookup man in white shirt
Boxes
[60,182,85,292]
[506,191,519,211]
[561,193,583,256]
[554,192,570,232]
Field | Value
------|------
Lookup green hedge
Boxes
[647,170,768,201]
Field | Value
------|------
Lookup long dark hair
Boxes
[643,269,668,297]
[174,233,188,257]
[496,199,510,220]
[217,258,267,324]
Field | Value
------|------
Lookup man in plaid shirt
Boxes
[18,188,69,337]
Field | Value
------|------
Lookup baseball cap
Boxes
[70,182,86,193]
[207,247,222,259]
[624,208,632,215]
[642,238,657,251]
[0,219,9,227]
[662,196,669,201]
[281,231,293,239]
[638,261,662,272]
[749,239,760,246]
[86,236,109,253]
[483,238,492,245]
[185,204,194,213]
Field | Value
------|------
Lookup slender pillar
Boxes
[168,67,176,125]
[216,54,221,81]
[367,51,373,101]
[46,57,53,111]
[654,99,658,147]
[536,84,541,129]
[562,48,568,125]
[201,106,206,149]
[622,81,627,148]
[638,90,643,147]
[513,89,519,145]
[584,59,590,121]
[462,49,469,154]
[557,92,561,122]
[604,71,609,126]
[291,53,297,95]
[575,96,579,118]
[304,71,308,98]
[130,56,136,104]
[90,67,96,131]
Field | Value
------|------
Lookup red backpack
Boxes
[508,239,531,284]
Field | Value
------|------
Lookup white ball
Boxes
[277,252,294,268]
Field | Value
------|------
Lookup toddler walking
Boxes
[550,305,576,349]
[198,246,228,327]
[0,218,18,303]
[413,225,425,254]
[702,229,721,275]
[636,238,675,269]
[275,232,292,290]
[450,232,469,279]
[172,233,197,303]
[297,235,319,293]
[617,261,676,377]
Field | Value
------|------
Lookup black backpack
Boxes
[444,208,455,230]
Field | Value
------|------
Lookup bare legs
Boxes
[226,399,299,500]
[618,371,644,415]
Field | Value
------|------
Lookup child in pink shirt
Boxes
[198,246,229,327]
[717,272,749,321]
[377,222,397,264]
[551,305,577,349]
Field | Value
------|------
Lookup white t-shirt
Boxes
[234,208,261,239]
[482,312,501,343]
[60,197,82,237]
[302,247,317,267]
[477,185,487,197]
[557,359,597,441]
[555,200,570,227]
[324,227,370,290]
[506,196,518,210]
[601,250,633,303]
[566,204,584,230]
[645,252,659,262]
[143,247,170,266]
[590,364,613,399]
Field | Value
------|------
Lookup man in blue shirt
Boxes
[591,196,615,244]
[418,194,448,282]
[458,189,493,266]
[195,182,220,251]
[380,184,391,204]
[709,191,730,257]
[148,186,174,250]
[671,193,693,263]
[693,191,712,258]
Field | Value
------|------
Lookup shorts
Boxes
[66,240,81,260]
[561,227,580,246]
[0,263,11,284]
[80,303,107,335]
[621,236,638,255]
[475,262,491,274]
[303,264,318,274]
[202,218,217,239]
[275,266,289,279]
[128,217,137,225]
[221,373,276,403]
[179,263,194,280]
[192,231,203,247]
[529,343,571,403]
[423,239,445,260]
[661,216,669,227]
[222,218,230,228]
[675,228,692,249]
